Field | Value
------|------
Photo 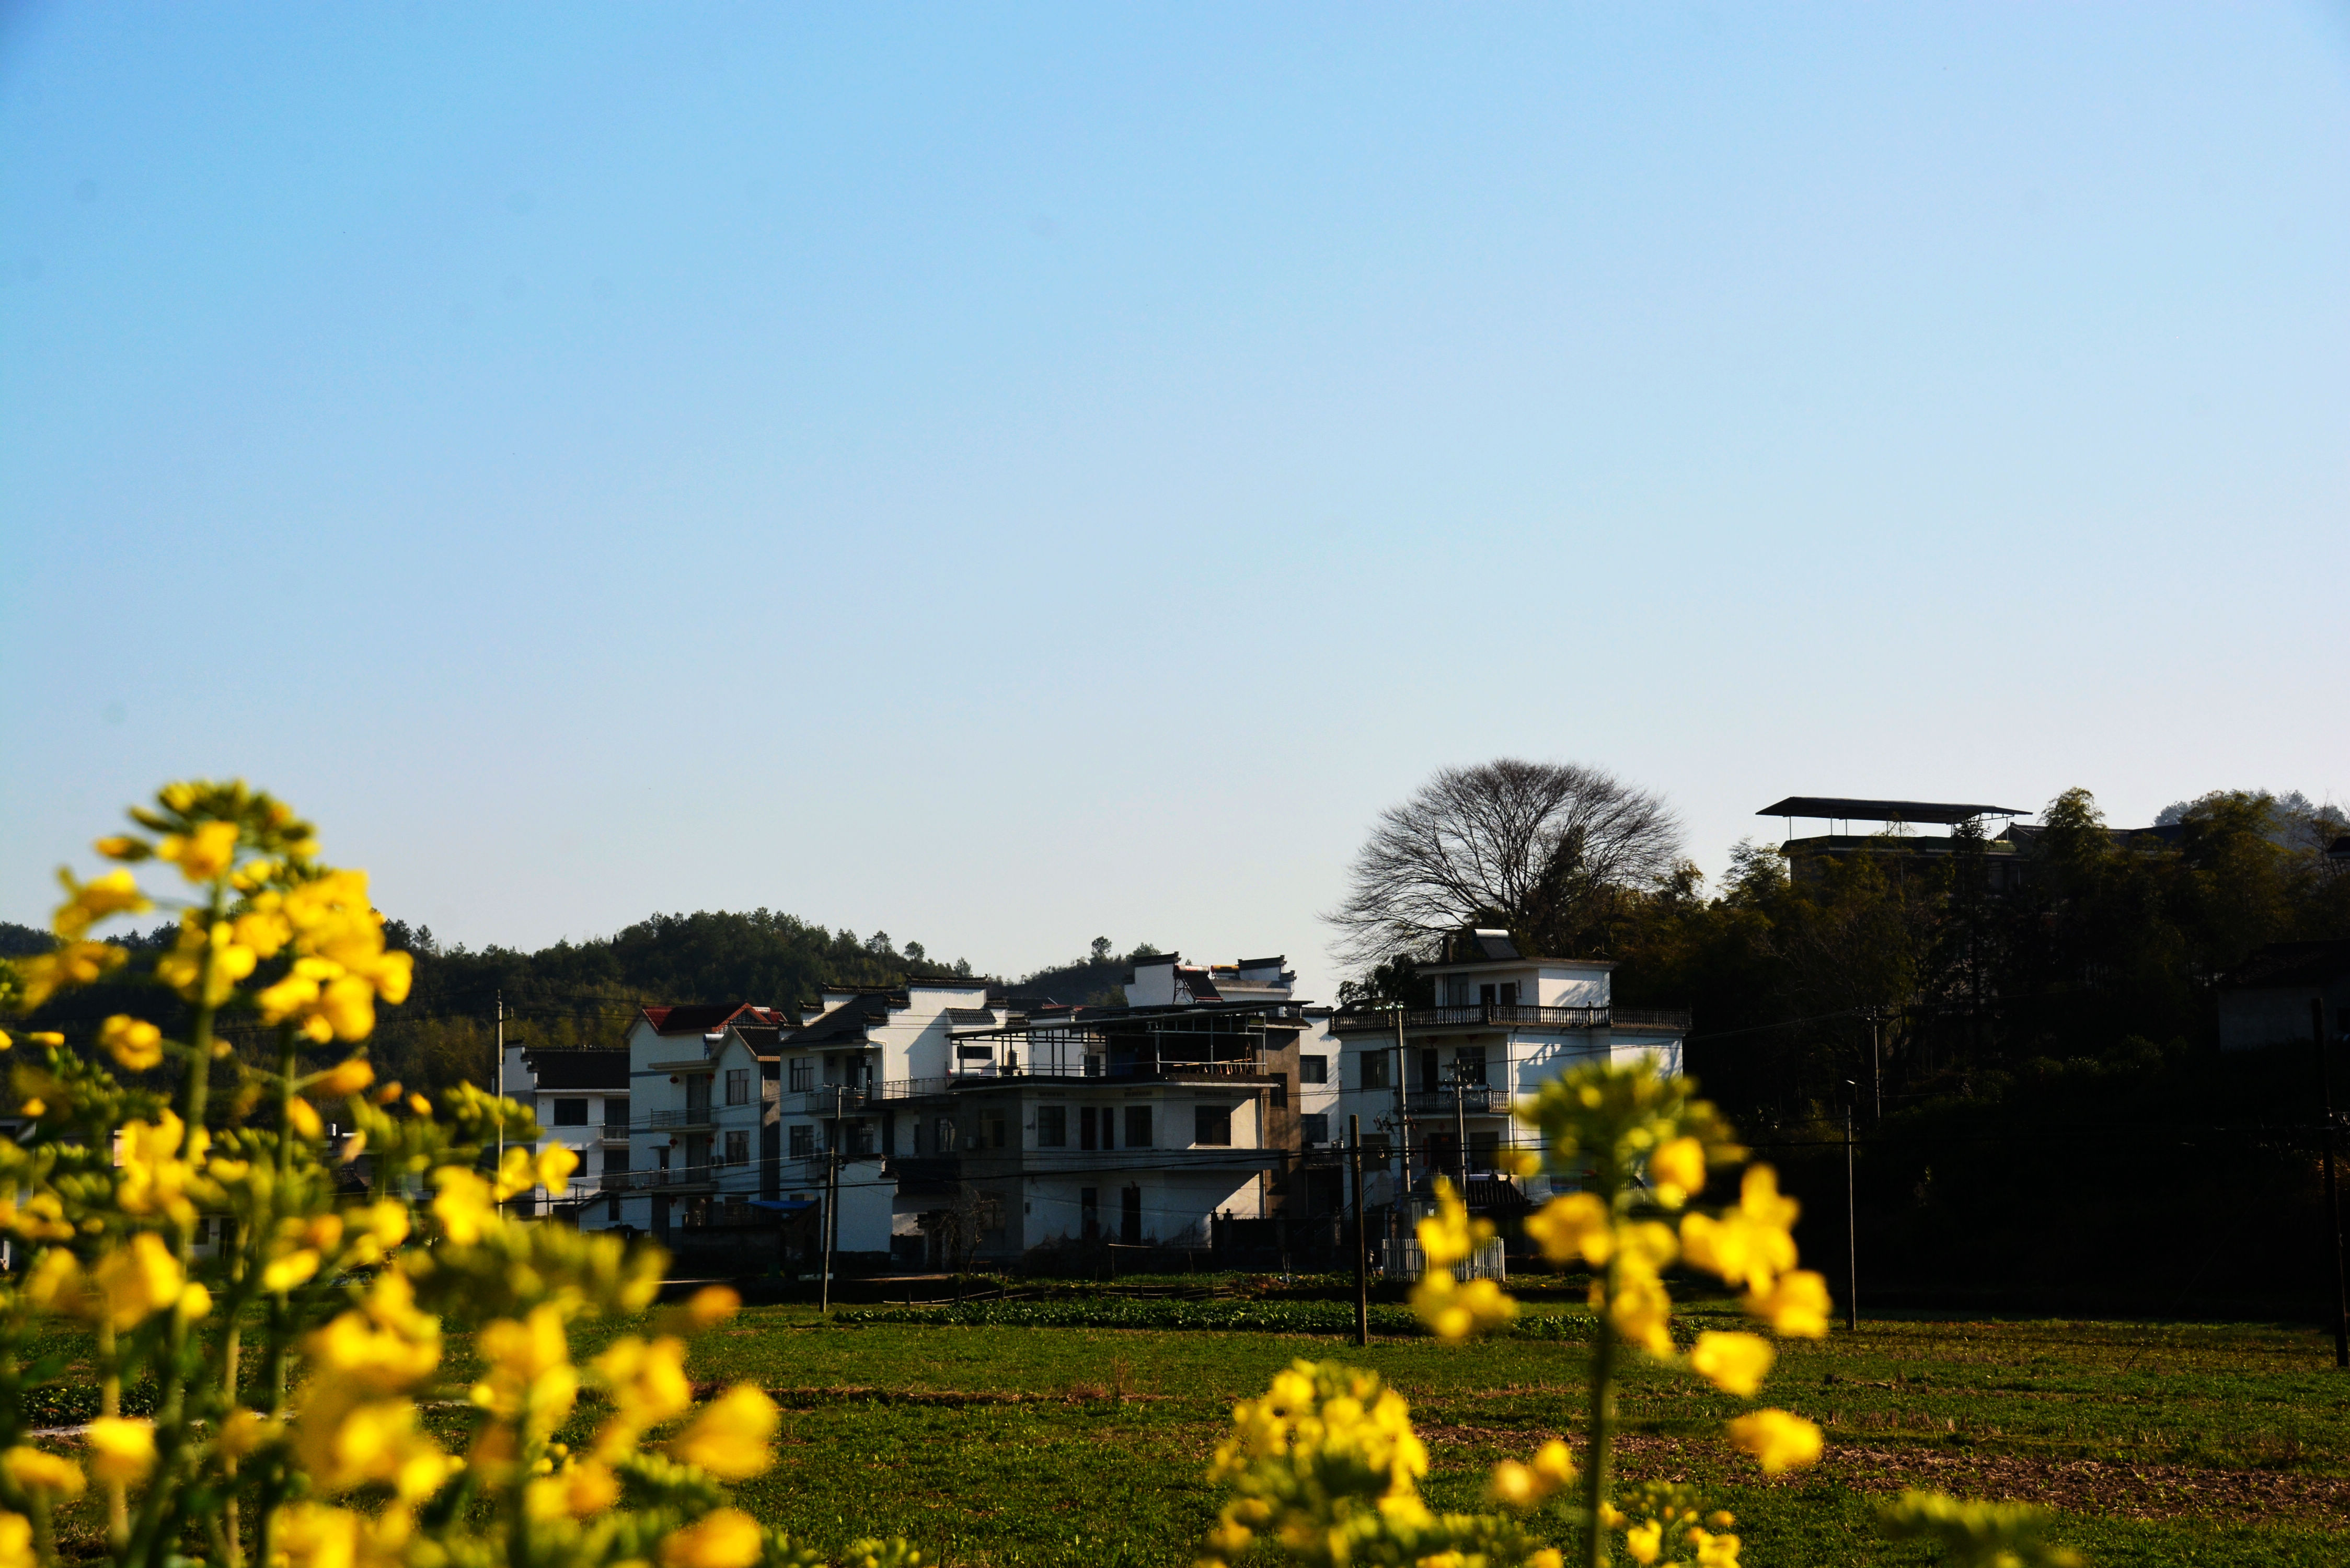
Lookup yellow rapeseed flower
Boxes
[0,1446,85,1499]
[1679,1167,1800,1292]
[670,1384,779,1480]
[1411,1271,1517,1342]
[270,1504,358,1568]
[157,821,240,883]
[1686,1525,1742,1566]
[98,1016,164,1072]
[1744,1270,1832,1340]
[1624,1518,1663,1564]
[430,1167,496,1246]
[1415,1179,1490,1270]
[1649,1136,1707,1207]
[313,1057,374,1097]
[594,1334,693,1456]
[91,1234,183,1331]
[116,1110,204,1227]
[659,1508,765,1568]
[1606,1265,1676,1358]
[52,869,151,940]
[263,1250,321,1294]
[1724,1409,1822,1474]
[0,1512,32,1568]
[85,1418,156,1485]
[535,1143,580,1194]
[216,1408,281,1460]
[16,940,128,1010]
[1687,1331,1776,1397]
[1523,1191,1611,1266]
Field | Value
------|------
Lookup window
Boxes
[1456,1046,1488,1085]
[1299,1055,1328,1085]
[1300,1113,1330,1146]
[789,1126,813,1159]
[603,1099,628,1128]
[789,1058,815,1093]
[1479,983,1495,1007]
[1359,1051,1390,1090]
[1194,1105,1231,1146]
[850,1121,877,1157]
[1080,1106,1100,1150]
[725,1069,750,1106]
[1499,982,1519,1008]
[984,1111,1007,1149]
[1271,1079,1287,1109]
[551,1098,588,1127]
[725,1131,749,1165]
[1037,1106,1067,1148]
[605,1147,629,1172]
[607,1194,621,1223]
[935,1117,959,1152]
[1124,1105,1153,1148]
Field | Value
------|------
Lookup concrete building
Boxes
[2217,941,2349,1052]
[498,1045,630,1219]
[1326,928,1689,1233]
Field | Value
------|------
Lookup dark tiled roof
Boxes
[786,993,893,1046]
[945,1007,997,1025]
[523,1049,629,1091]
[1179,967,1222,1000]
[640,1004,791,1037]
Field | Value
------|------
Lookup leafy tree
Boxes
[1328,759,1681,966]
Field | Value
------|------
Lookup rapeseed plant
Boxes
[0,781,920,1568]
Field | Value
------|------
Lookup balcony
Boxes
[646,1108,715,1131]
[598,1168,717,1193]
[1406,1085,1512,1115]
[1329,1004,1691,1034]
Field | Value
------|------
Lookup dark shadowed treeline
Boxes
[1602,787,2350,1312]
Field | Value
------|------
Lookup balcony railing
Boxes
[1329,1004,1691,1034]
[1407,1086,1511,1114]
[598,1168,717,1192]
[646,1109,715,1128]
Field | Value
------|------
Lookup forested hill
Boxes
[0,907,1166,1098]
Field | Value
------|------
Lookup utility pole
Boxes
[494,989,505,1167]
[1869,1009,1883,1123]
[1452,1063,1470,1187]
[1844,1098,1859,1334]
[2314,998,2347,1369]
[1392,1010,1412,1242]
[821,1123,842,1318]
[1349,1114,1369,1346]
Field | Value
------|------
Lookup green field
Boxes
[36,1292,2350,1566]
[548,1294,2350,1568]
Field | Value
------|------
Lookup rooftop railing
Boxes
[1329,1004,1692,1033]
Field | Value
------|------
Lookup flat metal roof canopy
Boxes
[1757,796,2027,825]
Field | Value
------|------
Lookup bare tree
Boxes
[1327,759,1681,968]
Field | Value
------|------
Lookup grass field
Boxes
[37,1292,2350,1566]
[540,1294,2350,1568]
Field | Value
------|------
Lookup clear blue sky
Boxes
[4,4,2345,1004]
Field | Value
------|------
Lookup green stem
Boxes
[1581,1256,1618,1568]
[98,1316,124,1549]
[124,878,227,1568]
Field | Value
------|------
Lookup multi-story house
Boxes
[607,1004,791,1242]
[1326,929,1689,1228]
[498,1045,631,1219]
[746,954,1311,1267]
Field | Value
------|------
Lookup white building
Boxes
[602,1005,792,1243]
[1325,928,1689,1221]
[498,1045,631,1219]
